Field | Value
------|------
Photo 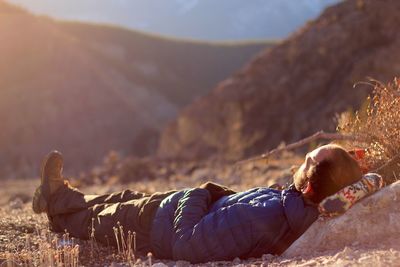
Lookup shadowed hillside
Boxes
[0,1,274,177]
[158,0,400,161]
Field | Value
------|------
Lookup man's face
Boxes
[293,145,334,192]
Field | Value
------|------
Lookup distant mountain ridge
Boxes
[0,1,272,177]
[158,0,400,161]
[7,0,339,41]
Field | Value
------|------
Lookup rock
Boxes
[109,262,124,267]
[9,198,23,209]
[174,260,191,267]
[262,254,275,262]
[8,193,31,204]
[232,257,242,264]
[284,181,400,257]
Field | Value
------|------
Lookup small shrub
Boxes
[337,78,400,172]
[118,157,156,183]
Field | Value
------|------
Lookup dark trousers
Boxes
[47,184,176,254]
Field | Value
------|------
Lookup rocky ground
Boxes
[1,154,400,266]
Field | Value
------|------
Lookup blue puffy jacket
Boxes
[150,186,319,263]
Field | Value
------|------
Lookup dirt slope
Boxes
[158,0,400,161]
[0,1,272,177]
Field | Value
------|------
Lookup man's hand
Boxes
[199,182,236,203]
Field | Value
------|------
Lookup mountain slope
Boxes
[158,0,400,161]
[0,1,272,177]
[57,22,274,106]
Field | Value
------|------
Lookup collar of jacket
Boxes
[281,188,320,235]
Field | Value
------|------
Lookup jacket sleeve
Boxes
[171,188,261,263]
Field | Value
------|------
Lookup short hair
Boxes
[304,146,362,203]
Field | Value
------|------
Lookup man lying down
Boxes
[32,144,387,264]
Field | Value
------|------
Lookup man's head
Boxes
[293,144,362,204]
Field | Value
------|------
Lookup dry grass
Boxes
[4,229,80,267]
[337,78,400,172]
[0,206,80,267]
[0,205,155,266]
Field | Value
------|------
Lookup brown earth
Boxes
[158,0,400,161]
[0,1,272,178]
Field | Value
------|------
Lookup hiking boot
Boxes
[32,151,65,214]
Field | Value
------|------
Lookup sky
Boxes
[6,0,340,41]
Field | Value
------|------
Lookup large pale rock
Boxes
[284,181,400,257]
